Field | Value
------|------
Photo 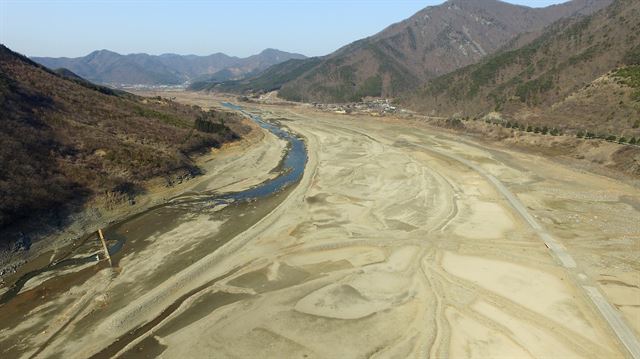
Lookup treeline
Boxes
[455,116,639,145]
[194,110,239,134]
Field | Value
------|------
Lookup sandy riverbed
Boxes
[1,92,638,358]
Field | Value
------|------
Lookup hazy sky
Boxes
[1,0,570,58]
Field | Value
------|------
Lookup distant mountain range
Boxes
[206,0,612,103]
[32,48,306,86]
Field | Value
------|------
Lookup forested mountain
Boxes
[0,45,245,240]
[206,0,612,103]
[405,0,640,138]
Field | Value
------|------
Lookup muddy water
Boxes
[0,104,306,318]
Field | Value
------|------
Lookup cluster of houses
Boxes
[312,98,403,116]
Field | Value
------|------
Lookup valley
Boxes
[1,93,638,358]
[2,0,639,357]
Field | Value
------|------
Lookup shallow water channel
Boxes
[0,104,307,305]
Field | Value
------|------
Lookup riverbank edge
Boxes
[0,115,273,283]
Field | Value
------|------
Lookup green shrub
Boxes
[606,135,618,141]
[624,45,640,66]
[134,106,190,128]
[355,75,383,99]
[515,74,555,104]
[613,66,640,101]
[338,66,356,82]
[195,117,228,134]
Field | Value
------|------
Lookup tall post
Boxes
[97,229,112,267]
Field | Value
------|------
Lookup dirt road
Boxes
[1,97,638,359]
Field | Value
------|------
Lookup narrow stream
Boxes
[0,104,307,305]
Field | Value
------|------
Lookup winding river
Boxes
[0,103,307,305]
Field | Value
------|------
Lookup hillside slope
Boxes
[32,49,306,86]
[192,57,323,93]
[0,45,244,241]
[405,0,640,137]
[211,0,611,102]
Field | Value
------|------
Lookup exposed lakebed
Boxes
[0,103,307,306]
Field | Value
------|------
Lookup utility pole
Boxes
[97,229,112,267]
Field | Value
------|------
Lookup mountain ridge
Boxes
[403,0,640,139]
[207,0,612,103]
[32,48,306,86]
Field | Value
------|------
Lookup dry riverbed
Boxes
[1,92,638,358]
